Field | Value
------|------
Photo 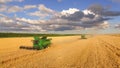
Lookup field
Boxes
[0,34,120,68]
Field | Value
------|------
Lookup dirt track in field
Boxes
[0,35,120,68]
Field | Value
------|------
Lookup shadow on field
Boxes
[19,46,39,50]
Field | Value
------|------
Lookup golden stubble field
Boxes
[0,35,120,68]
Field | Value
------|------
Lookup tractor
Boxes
[20,36,52,50]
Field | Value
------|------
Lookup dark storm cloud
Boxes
[88,4,104,14]
[54,26,74,31]
[61,11,84,21]
[84,14,95,19]
[102,11,120,16]
[58,4,115,29]
[88,4,120,17]
[60,17,109,28]
[82,17,111,24]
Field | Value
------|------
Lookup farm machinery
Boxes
[81,34,87,39]
[20,36,52,50]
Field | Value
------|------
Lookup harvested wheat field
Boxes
[0,35,120,68]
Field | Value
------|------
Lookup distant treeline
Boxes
[0,33,80,38]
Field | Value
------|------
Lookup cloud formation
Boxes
[115,24,120,28]
[0,0,23,4]
[38,4,54,14]
[28,4,55,19]
[0,4,37,13]
[111,0,120,3]
[57,0,62,2]
[0,4,120,33]
[0,0,13,4]
[7,6,23,13]
[88,4,120,16]
[24,5,37,10]
[0,5,7,12]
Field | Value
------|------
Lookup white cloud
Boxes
[0,5,36,13]
[0,14,13,23]
[38,4,54,14]
[98,21,109,29]
[0,5,7,12]
[0,17,14,23]
[7,6,23,13]
[81,17,91,22]
[0,14,46,32]
[0,0,24,13]
[15,0,24,2]
[57,0,62,2]
[28,11,49,18]
[24,5,37,10]
[28,4,55,18]
[0,0,24,4]
[61,8,79,16]
[115,24,120,28]
[83,10,95,15]
[21,25,45,32]
[0,14,7,17]
[0,0,12,4]
[16,17,46,24]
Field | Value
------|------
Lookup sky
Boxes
[0,0,120,34]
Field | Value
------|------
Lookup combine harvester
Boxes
[20,36,52,50]
[81,34,87,39]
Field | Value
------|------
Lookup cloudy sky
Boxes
[0,0,120,34]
